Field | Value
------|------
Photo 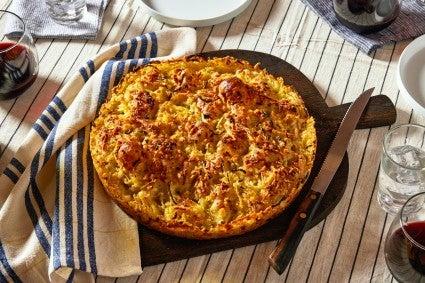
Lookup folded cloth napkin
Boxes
[8,0,107,39]
[0,27,197,282]
[301,0,425,54]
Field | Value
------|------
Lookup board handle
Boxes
[325,95,396,129]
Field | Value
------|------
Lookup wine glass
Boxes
[385,192,425,282]
[0,10,39,100]
[332,0,401,34]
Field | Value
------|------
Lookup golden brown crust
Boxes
[89,55,316,239]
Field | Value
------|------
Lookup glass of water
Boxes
[45,0,87,25]
[378,124,425,214]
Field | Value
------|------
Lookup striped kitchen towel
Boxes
[301,0,425,54]
[0,27,197,282]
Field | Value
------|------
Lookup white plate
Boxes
[397,34,425,116]
[139,0,252,27]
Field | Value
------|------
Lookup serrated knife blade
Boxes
[268,87,375,275]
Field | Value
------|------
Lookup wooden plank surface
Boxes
[0,0,420,282]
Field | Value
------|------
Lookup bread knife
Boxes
[268,87,375,275]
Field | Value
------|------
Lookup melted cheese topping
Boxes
[90,56,316,239]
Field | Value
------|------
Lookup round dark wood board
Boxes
[139,50,396,267]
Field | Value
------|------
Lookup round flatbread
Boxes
[90,55,316,239]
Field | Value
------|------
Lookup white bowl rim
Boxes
[397,34,425,115]
[138,0,252,27]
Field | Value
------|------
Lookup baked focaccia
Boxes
[89,55,316,239]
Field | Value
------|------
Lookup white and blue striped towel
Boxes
[301,0,425,54]
[0,27,197,282]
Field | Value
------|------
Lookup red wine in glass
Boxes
[0,42,37,100]
[333,0,401,33]
[0,10,39,100]
[404,221,425,274]
[386,221,425,277]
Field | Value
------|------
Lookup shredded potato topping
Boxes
[90,55,316,239]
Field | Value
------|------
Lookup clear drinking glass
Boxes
[377,124,425,214]
[0,10,39,100]
[45,0,87,25]
[385,192,425,282]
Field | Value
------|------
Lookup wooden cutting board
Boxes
[139,50,396,267]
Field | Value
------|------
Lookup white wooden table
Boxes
[1,0,421,282]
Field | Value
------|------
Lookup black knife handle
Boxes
[268,190,322,275]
